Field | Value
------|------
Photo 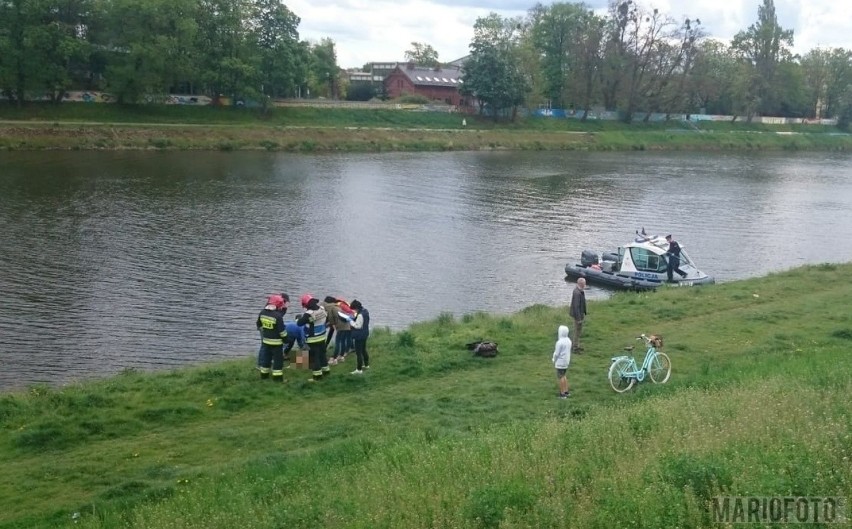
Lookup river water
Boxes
[1,150,851,392]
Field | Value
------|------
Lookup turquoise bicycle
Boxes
[608,334,671,392]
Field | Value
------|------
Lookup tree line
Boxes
[0,0,338,104]
[459,0,852,125]
[1,0,851,127]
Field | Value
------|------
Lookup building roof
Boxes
[446,56,469,68]
[389,64,464,88]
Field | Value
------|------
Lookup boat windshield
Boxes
[679,248,695,267]
[629,247,667,273]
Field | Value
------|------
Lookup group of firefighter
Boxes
[256,293,370,382]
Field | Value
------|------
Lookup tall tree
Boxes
[308,38,338,98]
[0,0,40,104]
[528,2,574,108]
[730,0,794,118]
[599,0,634,112]
[31,0,93,102]
[825,49,852,122]
[644,17,705,119]
[98,0,199,103]
[462,13,529,120]
[527,2,604,118]
[0,0,92,104]
[801,48,852,120]
[195,0,255,103]
[404,42,439,67]
[688,40,738,115]
[249,0,305,100]
[613,2,676,122]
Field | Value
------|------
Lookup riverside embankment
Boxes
[0,264,850,528]
[1,104,850,152]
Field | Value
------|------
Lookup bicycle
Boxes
[607,334,671,393]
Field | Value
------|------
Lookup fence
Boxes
[531,108,838,126]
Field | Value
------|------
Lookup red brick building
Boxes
[383,62,470,108]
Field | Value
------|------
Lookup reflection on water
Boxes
[1,150,851,391]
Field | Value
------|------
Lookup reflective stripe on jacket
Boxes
[257,309,287,346]
[303,306,328,344]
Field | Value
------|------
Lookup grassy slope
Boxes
[1,104,850,152]
[0,264,850,528]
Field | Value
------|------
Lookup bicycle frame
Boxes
[611,344,658,382]
[609,333,671,392]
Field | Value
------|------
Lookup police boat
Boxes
[564,231,715,291]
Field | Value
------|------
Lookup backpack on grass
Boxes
[466,341,498,358]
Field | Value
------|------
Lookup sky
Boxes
[282,0,852,69]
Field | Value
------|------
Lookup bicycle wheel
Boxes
[648,352,671,384]
[608,358,635,393]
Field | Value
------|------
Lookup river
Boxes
[1,150,850,391]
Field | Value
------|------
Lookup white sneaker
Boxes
[350,369,363,375]
[329,358,337,365]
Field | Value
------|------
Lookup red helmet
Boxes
[267,294,285,310]
[300,293,313,308]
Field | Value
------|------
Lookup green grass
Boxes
[1,264,851,528]
[0,101,848,134]
[1,103,850,152]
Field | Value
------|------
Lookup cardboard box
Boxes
[292,350,308,369]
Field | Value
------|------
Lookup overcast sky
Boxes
[283,0,852,69]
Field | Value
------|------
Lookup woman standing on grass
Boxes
[349,299,370,374]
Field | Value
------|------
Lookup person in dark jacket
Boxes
[256,294,288,381]
[665,234,687,281]
[569,278,587,354]
[257,293,290,367]
[348,299,370,374]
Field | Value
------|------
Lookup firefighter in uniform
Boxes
[256,294,288,382]
[297,294,330,381]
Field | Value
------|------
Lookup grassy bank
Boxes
[1,263,850,528]
[1,103,850,152]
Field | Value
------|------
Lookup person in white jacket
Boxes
[552,325,572,398]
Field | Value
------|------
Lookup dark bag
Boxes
[466,341,498,357]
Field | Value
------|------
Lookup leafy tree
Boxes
[307,37,338,98]
[688,40,738,115]
[0,0,91,104]
[730,0,794,118]
[528,2,574,109]
[824,49,852,121]
[616,4,676,122]
[0,0,40,104]
[404,42,439,67]
[195,0,255,103]
[599,0,634,112]
[97,0,199,103]
[249,0,305,100]
[802,48,852,120]
[31,0,93,102]
[527,2,604,119]
[462,13,529,120]
[644,17,704,119]
[801,48,832,118]
[774,60,808,117]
